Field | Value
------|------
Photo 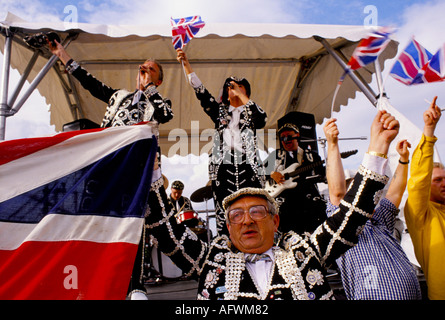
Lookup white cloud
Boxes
[0,65,56,140]
[0,0,61,22]
[397,0,445,50]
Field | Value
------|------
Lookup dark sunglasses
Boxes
[280,136,299,142]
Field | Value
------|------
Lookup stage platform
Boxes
[145,278,199,300]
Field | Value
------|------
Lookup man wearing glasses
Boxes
[145,110,400,300]
[49,40,173,127]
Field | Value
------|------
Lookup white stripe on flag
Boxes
[0,214,144,250]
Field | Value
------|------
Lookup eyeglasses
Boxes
[228,205,270,224]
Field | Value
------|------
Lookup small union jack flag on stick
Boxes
[348,27,394,71]
[171,15,205,50]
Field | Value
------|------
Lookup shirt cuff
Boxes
[65,59,80,74]
[362,152,388,176]
[152,168,162,182]
[188,72,203,88]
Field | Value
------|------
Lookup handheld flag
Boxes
[0,124,158,300]
[331,27,394,114]
[171,15,205,50]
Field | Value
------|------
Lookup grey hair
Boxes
[433,162,444,169]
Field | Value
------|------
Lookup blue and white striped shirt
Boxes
[327,198,422,300]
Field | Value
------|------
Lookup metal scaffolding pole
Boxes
[314,36,378,107]
[10,54,60,116]
[0,33,76,140]
[8,50,40,108]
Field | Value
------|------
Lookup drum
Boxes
[151,246,183,279]
[176,210,198,225]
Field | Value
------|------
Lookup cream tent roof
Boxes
[0,12,398,156]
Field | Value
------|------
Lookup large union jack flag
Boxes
[348,27,394,70]
[171,15,205,50]
[0,124,158,299]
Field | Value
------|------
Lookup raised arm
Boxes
[48,39,72,65]
[405,96,442,222]
[385,139,411,207]
[176,48,194,75]
[319,110,399,266]
[423,96,442,138]
[48,40,116,104]
[367,110,400,156]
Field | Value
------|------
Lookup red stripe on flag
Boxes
[0,240,137,300]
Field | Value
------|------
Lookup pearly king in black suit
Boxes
[145,161,389,300]
[191,79,267,236]
[65,60,174,128]
[63,60,174,298]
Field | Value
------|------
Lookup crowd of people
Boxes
[48,40,444,301]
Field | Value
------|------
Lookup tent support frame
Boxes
[0,28,78,140]
[0,27,12,140]
[314,36,378,106]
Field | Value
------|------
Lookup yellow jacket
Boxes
[404,134,445,300]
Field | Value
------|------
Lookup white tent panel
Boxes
[0,12,398,156]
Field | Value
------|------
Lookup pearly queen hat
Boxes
[220,76,251,105]
[222,187,279,216]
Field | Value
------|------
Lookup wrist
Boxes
[424,126,436,137]
[65,59,79,74]
[367,142,389,156]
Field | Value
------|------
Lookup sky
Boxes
[1,0,445,224]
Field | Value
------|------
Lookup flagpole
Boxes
[181,60,189,83]
[374,59,386,111]
[374,59,384,95]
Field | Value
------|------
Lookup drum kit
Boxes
[184,182,213,244]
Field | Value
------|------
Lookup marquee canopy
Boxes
[0,12,398,156]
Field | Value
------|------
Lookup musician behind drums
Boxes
[170,180,194,214]
[263,121,327,234]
